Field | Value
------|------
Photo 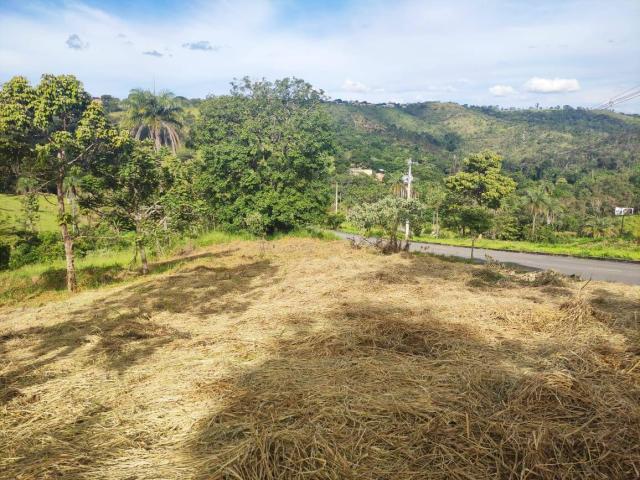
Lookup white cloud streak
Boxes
[524,77,581,93]
[489,85,516,96]
[342,79,370,93]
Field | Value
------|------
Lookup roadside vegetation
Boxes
[340,221,640,261]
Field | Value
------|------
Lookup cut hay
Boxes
[1,238,639,479]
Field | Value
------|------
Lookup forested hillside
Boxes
[329,101,640,182]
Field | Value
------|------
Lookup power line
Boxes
[595,84,640,109]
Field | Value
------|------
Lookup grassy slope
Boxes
[0,193,61,234]
[1,238,638,478]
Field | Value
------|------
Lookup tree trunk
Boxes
[135,228,149,275]
[531,212,537,240]
[470,236,476,260]
[57,175,77,292]
[69,188,79,235]
[139,243,149,275]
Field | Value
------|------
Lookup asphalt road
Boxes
[334,232,640,285]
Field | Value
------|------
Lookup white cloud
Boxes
[143,50,163,57]
[0,0,638,112]
[342,79,370,93]
[489,84,516,96]
[66,33,88,50]
[182,40,220,51]
[524,77,581,93]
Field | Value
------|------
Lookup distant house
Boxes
[349,167,374,177]
[349,167,385,182]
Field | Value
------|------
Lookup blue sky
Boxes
[1,0,639,112]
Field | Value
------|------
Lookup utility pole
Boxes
[404,158,412,240]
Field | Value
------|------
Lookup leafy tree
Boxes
[0,76,37,190]
[194,77,335,233]
[444,150,516,250]
[99,95,122,114]
[335,173,387,210]
[0,74,126,291]
[417,182,447,237]
[460,206,493,258]
[159,152,213,235]
[349,196,425,252]
[442,132,462,152]
[445,151,516,209]
[82,141,162,274]
[124,89,183,152]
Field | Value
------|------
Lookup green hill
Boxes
[327,101,640,183]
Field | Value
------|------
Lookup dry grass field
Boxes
[1,238,639,479]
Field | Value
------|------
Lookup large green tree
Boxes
[193,77,335,232]
[0,74,125,291]
[444,151,516,254]
[0,76,37,190]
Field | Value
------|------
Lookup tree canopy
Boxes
[193,77,335,233]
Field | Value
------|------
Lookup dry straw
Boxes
[1,238,638,479]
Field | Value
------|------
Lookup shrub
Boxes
[349,197,425,252]
[9,232,64,269]
[325,211,346,230]
[0,243,10,270]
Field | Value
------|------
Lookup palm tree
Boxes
[582,214,616,239]
[522,186,550,240]
[124,89,183,152]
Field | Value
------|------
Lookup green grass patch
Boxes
[411,235,640,261]
[0,230,254,306]
[0,193,63,234]
[339,221,640,261]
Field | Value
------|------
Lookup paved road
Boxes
[334,232,640,285]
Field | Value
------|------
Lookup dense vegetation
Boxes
[0,75,334,291]
[1,73,639,294]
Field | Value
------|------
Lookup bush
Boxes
[349,197,425,252]
[8,232,64,269]
[325,211,346,230]
[0,243,10,270]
